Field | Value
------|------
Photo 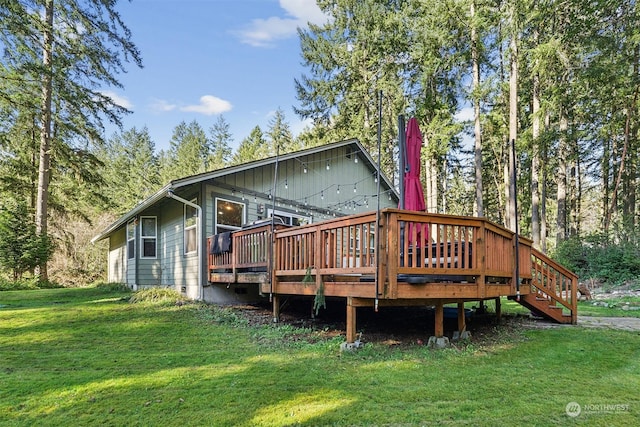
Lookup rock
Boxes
[427,336,450,349]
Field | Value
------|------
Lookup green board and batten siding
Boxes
[96,140,399,304]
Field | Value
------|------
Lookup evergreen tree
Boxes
[231,126,267,164]
[0,200,53,280]
[0,0,142,280]
[99,127,159,213]
[208,116,233,170]
[266,108,296,154]
[160,120,210,182]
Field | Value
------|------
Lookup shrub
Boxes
[129,287,187,305]
[553,234,640,286]
[93,282,131,292]
[0,276,63,291]
[0,200,54,280]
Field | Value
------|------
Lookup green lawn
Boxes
[1,288,639,426]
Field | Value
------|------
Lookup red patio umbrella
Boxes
[400,117,427,250]
[402,117,426,212]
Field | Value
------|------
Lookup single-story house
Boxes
[91,139,399,303]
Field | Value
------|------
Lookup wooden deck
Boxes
[207,209,578,343]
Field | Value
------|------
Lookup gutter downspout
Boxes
[167,189,203,301]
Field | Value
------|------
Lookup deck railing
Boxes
[208,209,574,305]
[208,223,286,274]
[529,247,578,323]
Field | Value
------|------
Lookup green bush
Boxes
[553,234,640,286]
[129,287,187,305]
[92,282,131,292]
[0,277,63,291]
[0,200,55,280]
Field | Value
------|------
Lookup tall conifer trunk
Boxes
[531,69,541,249]
[471,0,483,217]
[507,1,518,231]
[556,109,568,245]
[35,0,54,281]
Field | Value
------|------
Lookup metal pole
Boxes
[375,90,383,312]
[270,145,279,301]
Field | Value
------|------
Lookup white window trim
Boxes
[184,199,198,255]
[140,216,157,259]
[267,208,312,226]
[215,197,245,235]
[127,220,136,259]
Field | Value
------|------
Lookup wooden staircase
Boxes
[511,247,578,324]
[512,293,573,323]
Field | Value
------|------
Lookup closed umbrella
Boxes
[401,118,427,251]
[402,117,426,212]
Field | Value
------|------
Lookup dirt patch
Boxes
[222,300,535,347]
[221,299,640,351]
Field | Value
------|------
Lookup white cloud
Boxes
[454,107,475,122]
[180,95,232,115]
[237,0,330,47]
[150,98,177,113]
[100,91,133,109]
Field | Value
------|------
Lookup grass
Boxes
[1,288,639,426]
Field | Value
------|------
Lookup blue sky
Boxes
[103,0,329,152]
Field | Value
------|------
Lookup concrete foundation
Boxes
[452,330,472,341]
[340,340,363,352]
[427,336,450,349]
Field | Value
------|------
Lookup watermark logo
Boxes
[566,401,630,417]
[566,402,581,418]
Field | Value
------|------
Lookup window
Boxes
[140,216,157,258]
[267,209,311,227]
[184,200,198,254]
[215,198,245,234]
[127,220,135,259]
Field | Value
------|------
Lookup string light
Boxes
[353,184,357,193]
[354,156,358,164]
[336,185,340,194]
[326,160,330,170]
[303,163,308,174]
[321,190,324,200]
[284,179,288,189]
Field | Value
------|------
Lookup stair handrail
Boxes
[530,247,578,323]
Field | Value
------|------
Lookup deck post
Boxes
[452,301,471,341]
[428,299,450,348]
[434,300,444,337]
[272,294,280,323]
[495,297,502,322]
[346,297,356,343]
[341,297,363,351]
[457,302,466,333]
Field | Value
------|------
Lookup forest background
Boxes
[0,0,638,289]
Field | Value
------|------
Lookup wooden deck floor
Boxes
[208,209,578,343]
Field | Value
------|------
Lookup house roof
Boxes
[91,138,398,243]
